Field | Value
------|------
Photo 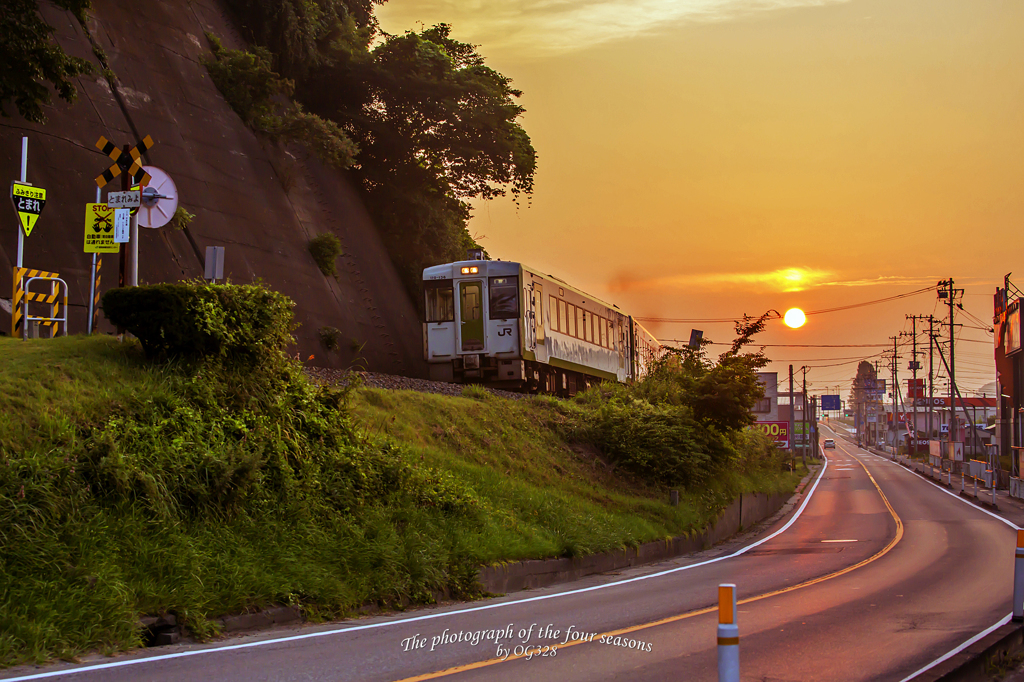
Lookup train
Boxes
[423,251,661,396]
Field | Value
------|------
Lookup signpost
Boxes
[11,182,46,237]
[106,190,141,209]
[95,135,155,290]
[83,204,119,253]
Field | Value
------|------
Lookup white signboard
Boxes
[107,190,141,208]
[113,208,130,243]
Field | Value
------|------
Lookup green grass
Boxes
[0,336,801,667]
[349,387,802,562]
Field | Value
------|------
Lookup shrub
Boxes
[169,206,195,230]
[309,233,343,276]
[318,326,341,352]
[202,33,356,169]
[101,281,296,365]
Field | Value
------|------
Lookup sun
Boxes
[784,308,807,329]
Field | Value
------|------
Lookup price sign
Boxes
[10,182,47,236]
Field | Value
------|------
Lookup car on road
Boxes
[824,439,836,449]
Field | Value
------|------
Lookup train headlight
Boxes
[460,266,479,274]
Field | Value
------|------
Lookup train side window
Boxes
[568,304,577,337]
[599,317,607,347]
[549,295,558,331]
[424,280,454,322]
[558,300,567,333]
[579,308,588,342]
[489,276,519,319]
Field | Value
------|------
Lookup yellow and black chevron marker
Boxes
[11,267,59,336]
[94,135,154,188]
[91,257,102,333]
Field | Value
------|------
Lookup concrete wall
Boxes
[1,0,427,376]
[478,491,792,594]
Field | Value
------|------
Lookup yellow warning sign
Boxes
[84,203,119,253]
[11,182,46,237]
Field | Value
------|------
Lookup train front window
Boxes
[489,276,519,319]
[425,280,454,322]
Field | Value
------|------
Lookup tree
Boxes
[637,314,770,432]
[298,23,537,293]
[0,0,94,123]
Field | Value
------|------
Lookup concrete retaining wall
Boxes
[478,491,791,594]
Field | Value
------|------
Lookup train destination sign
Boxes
[10,182,46,237]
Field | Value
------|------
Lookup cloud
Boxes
[379,0,854,56]
[609,268,940,293]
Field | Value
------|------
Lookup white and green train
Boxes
[423,254,661,395]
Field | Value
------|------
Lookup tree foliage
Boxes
[223,0,382,79]
[297,23,536,292]
[202,34,358,169]
[576,316,776,486]
[1,0,94,123]
[222,2,537,297]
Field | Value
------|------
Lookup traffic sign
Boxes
[113,208,130,243]
[84,204,119,253]
[94,135,154,188]
[821,395,841,411]
[107,190,141,208]
[10,182,46,236]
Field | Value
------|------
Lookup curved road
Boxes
[3,425,1016,681]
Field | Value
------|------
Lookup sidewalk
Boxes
[867,446,1024,526]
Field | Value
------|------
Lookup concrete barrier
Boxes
[478,491,792,594]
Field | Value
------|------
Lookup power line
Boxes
[636,284,938,323]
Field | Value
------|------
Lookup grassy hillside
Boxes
[0,335,800,667]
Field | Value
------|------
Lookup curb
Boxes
[912,622,1023,682]
[478,467,821,594]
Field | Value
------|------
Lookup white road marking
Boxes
[821,425,1018,682]
[3,453,833,680]
[821,539,858,543]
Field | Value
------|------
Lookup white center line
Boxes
[821,539,858,543]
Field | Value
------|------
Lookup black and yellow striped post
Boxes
[718,584,739,682]
[11,267,59,337]
[1013,530,1024,622]
[88,256,102,334]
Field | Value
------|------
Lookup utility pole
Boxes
[907,315,931,456]
[938,279,963,457]
[928,315,935,442]
[789,365,795,467]
[801,366,809,467]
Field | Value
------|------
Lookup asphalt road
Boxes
[4,426,1017,682]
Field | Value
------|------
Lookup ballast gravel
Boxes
[304,367,531,401]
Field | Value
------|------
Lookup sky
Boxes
[377,0,1024,397]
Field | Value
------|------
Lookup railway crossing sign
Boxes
[83,203,119,253]
[94,135,154,188]
[10,182,46,236]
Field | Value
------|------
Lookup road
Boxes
[4,426,1017,682]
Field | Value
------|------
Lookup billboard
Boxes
[821,395,841,411]
[1008,303,1021,355]
[906,378,925,398]
[753,421,790,447]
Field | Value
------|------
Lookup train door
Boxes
[533,283,548,362]
[458,280,485,352]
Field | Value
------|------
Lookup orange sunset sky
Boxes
[378,0,1024,397]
